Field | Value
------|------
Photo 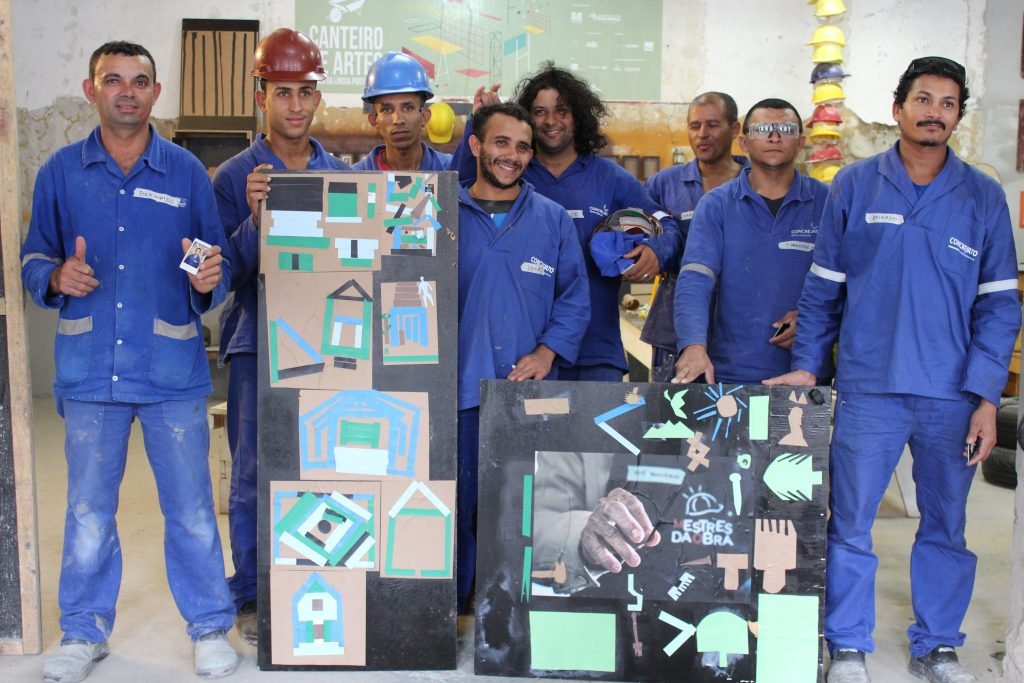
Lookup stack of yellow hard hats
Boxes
[806,0,848,183]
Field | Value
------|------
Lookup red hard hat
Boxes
[811,104,843,125]
[252,28,326,81]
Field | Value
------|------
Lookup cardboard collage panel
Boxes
[475,381,830,682]
[258,171,459,671]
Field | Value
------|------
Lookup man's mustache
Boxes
[917,119,946,130]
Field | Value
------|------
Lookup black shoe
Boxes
[827,649,870,683]
[235,600,258,647]
[908,646,976,683]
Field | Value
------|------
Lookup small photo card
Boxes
[180,238,211,275]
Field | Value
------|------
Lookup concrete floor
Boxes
[0,398,1014,682]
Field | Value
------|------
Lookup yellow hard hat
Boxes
[811,43,845,64]
[808,123,842,139]
[426,101,455,144]
[812,82,846,104]
[815,0,847,17]
[810,163,842,183]
[808,25,846,46]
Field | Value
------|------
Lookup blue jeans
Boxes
[824,392,977,657]
[58,398,235,642]
[226,353,258,608]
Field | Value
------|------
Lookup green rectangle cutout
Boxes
[340,258,374,268]
[327,192,358,217]
[529,611,616,672]
[749,395,769,440]
[266,236,331,249]
[522,475,534,537]
[756,594,819,682]
[384,216,414,227]
[521,546,532,602]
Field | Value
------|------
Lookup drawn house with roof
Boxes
[292,572,345,656]
[321,279,372,371]
[299,389,422,477]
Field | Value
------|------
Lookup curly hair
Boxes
[513,61,608,156]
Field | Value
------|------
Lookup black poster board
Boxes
[475,380,830,682]
[257,170,458,670]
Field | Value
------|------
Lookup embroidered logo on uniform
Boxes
[521,256,554,277]
[865,213,903,225]
[567,209,584,219]
[948,237,978,261]
[679,210,695,221]
[133,188,187,208]
[779,241,815,252]
[589,205,609,218]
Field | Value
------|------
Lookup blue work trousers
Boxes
[225,352,258,608]
[825,392,978,658]
[557,363,625,382]
[456,407,480,612]
[58,398,235,643]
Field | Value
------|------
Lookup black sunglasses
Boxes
[907,56,966,79]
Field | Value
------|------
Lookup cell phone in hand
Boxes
[770,322,792,339]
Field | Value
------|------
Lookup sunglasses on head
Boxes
[746,122,800,139]
[907,56,966,79]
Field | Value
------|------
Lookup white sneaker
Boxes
[193,630,239,679]
[42,640,109,683]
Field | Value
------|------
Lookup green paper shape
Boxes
[643,420,695,439]
[529,611,616,672]
[521,546,532,602]
[328,191,358,218]
[665,388,688,418]
[696,611,748,668]
[763,453,823,501]
[756,594,819,682]
[749,395,769,440]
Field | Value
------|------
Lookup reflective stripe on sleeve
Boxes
[810,262,846,283]
[22,252,62,268]
[680,262,716,283]
[977,278,1018,296]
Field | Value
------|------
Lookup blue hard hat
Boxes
[362,52,433,102]
[810,62,851,83]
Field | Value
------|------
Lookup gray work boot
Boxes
[827,649,871,683]
[235,601,257,647]
[193,630,239,679]
[42,640,110,683]
[909,646,977,683]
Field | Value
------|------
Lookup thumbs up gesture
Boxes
[49,236,99,297]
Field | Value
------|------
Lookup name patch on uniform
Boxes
[948,237,978,261]
[133,188,187,208]
[521,256,554,277]
[589,205,610,219]
[865,212,903,225]
[779,241,815,252]
[679,210,694,221]
[566,209,584,219]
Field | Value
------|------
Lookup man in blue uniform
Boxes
[457,102,590,610]
[456,63,681,381]
[353,51,452,172]
[767,57,1021,683]
[673,98,828,385]
[642,92,746,381]
[22,41,238,681]
[212,28,350,645]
